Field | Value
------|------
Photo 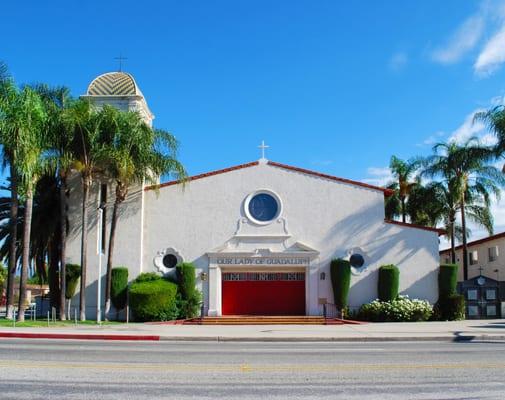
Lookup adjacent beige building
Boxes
[439,232,505,282]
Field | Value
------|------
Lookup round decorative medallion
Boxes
[244,190,282,225]
[153,247,183,276]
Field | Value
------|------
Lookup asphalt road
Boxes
[0,339,504,399]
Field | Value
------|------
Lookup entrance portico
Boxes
[206,246,319,316]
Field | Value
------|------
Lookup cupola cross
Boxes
[258,140,269,160]
[114,53,128,72]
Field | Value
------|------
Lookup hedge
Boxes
[433,294,465,321]
[438,264,458,298]
[65,264,81,300]
[111,267,128,312]
[330,259,351,310]
[378,264,400,302]
[176,263,201,319]
[129,278,178,322]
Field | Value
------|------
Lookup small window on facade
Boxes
[444,257,450,264]
[468,306,479,317]
[486,289,496,301]
[488,246,498,262]
[467,289,478,300]
[469,250,478,265]
[100,184,107,254]
[487,305,497,317]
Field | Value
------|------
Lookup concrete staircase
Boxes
[184,315,346,325]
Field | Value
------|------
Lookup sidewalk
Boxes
[1,319,505,342]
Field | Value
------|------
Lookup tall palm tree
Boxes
[14,87,46,322]
[474,106,505,169]
[407,180,492,263]
[423,139,504,280]
[0,61,19,320]
[389,156,420,222]
[64,99,105,321]
[35,84,74,320]
[99,107,186,319]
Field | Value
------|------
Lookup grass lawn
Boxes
[0,318,124,328]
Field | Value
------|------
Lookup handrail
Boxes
[322,302,342,319]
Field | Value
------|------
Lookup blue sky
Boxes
[3,0,505,240]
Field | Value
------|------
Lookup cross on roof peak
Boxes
[258,140,269,161]
[114,53,128,72]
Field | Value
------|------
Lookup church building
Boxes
[66,71,443,319]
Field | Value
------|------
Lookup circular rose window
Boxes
[244,190,282,225]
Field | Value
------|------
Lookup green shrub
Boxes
[357,295,433,322]
[133,272,161,283]
[176,263,202,319]
[438,264,458,299]
[330,259,351,310]
[378,264,400,302]
[433,294,465,321]
[65,264,81,299]
[129,278,178,322]
[111,267,129,312]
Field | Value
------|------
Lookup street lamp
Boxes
[96,202,106,324]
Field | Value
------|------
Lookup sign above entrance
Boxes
[217,256,310,266]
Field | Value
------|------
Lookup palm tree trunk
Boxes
[401,196,406,223]
[104,195,120,320]
[17,187,34,322]
[460,198,469,281]
[59,176,67,320]
[79,176,90,321]
[6,163,18,320]
[450,214,456,264]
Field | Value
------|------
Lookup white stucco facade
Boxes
[65,159,441,319]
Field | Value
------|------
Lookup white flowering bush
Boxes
[357,295,433,322]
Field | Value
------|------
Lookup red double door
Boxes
[222,272,306,315]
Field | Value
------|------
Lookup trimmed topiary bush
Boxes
[176,263,202,319]
[111,267,129,318]
[65,264,81,319]
[330,258,351,311]
[129,278,178,322]
[438,264,458,298]
[378,264,400,302]
[65,264,81,300]
[433,294,465,321]
[133,272,161,283]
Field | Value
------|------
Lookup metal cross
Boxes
[114,53,128,71]
[258,140,269,160]
[478,266,484,275]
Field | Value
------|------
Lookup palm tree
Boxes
[64,99,106,321]
[407,180,492,263]
[35,84,74,320]
[0,61,18,320]
[423,139,504,280]
[474,106,505,169]
[99,107,186,319]
[389,156,420,222]
[14,87,46,322]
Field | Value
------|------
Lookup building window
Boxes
[488,246,498,262]
[244,190,282,225]
[444,257,450,264]
[468,306,479,317]
[467,289,478,300]
[469,250,478,265]
[350,254,365,268]
[486,289,496,301]
[486,305,497,317]
[99,184,107,254]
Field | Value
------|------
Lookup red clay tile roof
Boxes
[439,231,505,253]
[384,219,446,236]
[144,160,393,195]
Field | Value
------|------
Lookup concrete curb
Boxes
[0,332,160,341]
[2,331,505,342]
